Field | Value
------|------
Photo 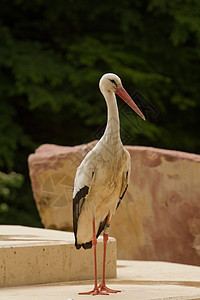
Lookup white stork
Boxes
[73,73,145,295]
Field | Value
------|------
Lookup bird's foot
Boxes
[98,282,121,293]
[79,287,109,295]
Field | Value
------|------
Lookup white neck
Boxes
[101,90,122,147]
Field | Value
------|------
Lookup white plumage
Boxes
[73,136,130,245]
[73,73,145,295]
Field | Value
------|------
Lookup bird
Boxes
[73,73,145,295]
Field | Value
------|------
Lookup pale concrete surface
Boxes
[1,260,200,300]
[0,226,116,287]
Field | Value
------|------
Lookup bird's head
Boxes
[99,73,145,121]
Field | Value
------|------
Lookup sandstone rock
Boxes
[28,141,97,231]
[28,142,200,266]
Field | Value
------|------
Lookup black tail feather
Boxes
[75,214,108,250]
[75,240,92,250]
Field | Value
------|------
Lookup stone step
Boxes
[0,226,116,287]
[2,260,200,299]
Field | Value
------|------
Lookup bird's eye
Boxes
[109,79,117,87]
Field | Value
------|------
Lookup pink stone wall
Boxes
[28,142,200,266]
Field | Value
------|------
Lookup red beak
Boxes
[116,87,145,121]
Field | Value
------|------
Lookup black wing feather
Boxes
[73,186,108,249]
[96,214,109,238]
[116,184,128,209]
[97,171,129,236]
[116,171,129,209]
[73,185,90,249]
[73,170,129,250]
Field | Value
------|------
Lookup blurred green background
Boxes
[0,0,200,227]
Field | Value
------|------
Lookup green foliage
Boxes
[0,171,23,198]
[0,171,42,226]
[0,0,199,226]
[0,171,22,224]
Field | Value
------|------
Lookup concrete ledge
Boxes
[1,260,200,299]
[0,226,116,287]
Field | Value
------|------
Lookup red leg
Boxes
[79,217,108,295]
[98,213,121,294]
